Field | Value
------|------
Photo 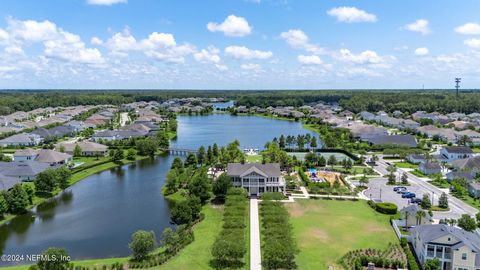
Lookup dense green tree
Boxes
[156,131,170,149]
[184,153,198,167]
[457,214,477,231]
[112,149,124,163]
[73,144,82,157]
[35,169,58,193]
[310,137,317,149]
[136,138,157,157]
[129,230,157,260]
[401,172,408,185]
[213,173,232,199]
[279,135,286,149]
[424,258,440,270]
[35,247,70,270]
[420,194,432,209]
[197,146,206,164]
[0,192,8,217]
[171,157,184,170]
[170,201,193,225]
[187,169,211,203]
[126,148,136,160]
[161,227,180,254]
[6,184,29,213]
[56,167,72,190]
[438,192,448,209]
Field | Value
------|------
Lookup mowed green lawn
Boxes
[152,205,223,270]
[286,199,397,269]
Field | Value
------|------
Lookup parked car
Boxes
[402,192,416,198]
[410,198,422,204]
[394,186,407,193]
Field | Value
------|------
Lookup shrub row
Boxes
[339,243,407,270]
[259,201,297,270]
[400,238,420,270]
[368,200,398,215]
[210,188,248,269]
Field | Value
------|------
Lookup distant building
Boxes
[226,163,285,196]
[411,224,480,270]
[56,141,108,156]
[440,146,474,161]
[14,149,72,165]
[406,154,427,164]
[0,161,55,181]
[0,133,43,147]
[419,162,442,175]
[361,134,417,148]
[399,204,432,227]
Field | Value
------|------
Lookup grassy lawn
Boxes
[246,154,262,163]
[410,169,427,178]
[153,205,223,270]
[394,162,418,169]
[286,199,397,269]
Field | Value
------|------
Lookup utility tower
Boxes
[455,78,461,97]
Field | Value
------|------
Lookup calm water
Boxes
[0,114,316,265]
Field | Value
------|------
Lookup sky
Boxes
[0,0,480,89]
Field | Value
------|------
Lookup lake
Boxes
[0,114,317,266]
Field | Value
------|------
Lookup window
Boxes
[462,253,467,260]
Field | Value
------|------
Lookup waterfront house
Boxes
[56,141,108,156]
[14,149,72,165]
[411,224,480,270]
[419,162,442,175]
[440,146,474,161]
[0,161,55,181]
[0,133,43,147]
[226,163,285,196]
[0,173,21,190]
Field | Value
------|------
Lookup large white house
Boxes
[226,163,285,196]
[411,224,480,270]
[440,146,474,162]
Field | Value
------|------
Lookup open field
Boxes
[286,199,398,269]
[246,154,262,163]
[394,162,418,169]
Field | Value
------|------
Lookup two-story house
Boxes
[441,146,474,162]
[226,163,285,196]
[411,224,480,270]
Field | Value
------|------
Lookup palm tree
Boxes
[416,210,426,226]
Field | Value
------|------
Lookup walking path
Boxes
[250,198,262,270]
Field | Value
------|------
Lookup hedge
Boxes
[375,202,398,215]
[400,238,420,270]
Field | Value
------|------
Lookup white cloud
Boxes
[91,37,103,45]
[404,19,430,35]
[327,7,377,23]
[103,29,194,63]
[194,46,221,63]
[414,47,429,56]
[338,49,385,64]
[86,0,127,5]
[6,18,104,65]
[240,63,261,70]
[207,15,252,37]
[297,55,322,65]
[279,29,324,54]
[0,29,9,42]
[224,46,272,59]
[464,38,480,49]
[455,23,480,35]
[5,46,23,55]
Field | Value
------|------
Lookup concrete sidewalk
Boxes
[250,199,262,270]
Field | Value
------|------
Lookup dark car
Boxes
[410,198,422,204]
[402,192,416,198]
[394,186,407,193]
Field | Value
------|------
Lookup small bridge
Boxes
[166,148,197,156]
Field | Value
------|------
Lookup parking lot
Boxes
[361,178,461,220]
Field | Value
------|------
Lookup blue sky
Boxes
[0,0,480,89]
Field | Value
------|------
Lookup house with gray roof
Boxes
[0,173,22,190]
[13,149,72,165]
[56,141,108,156]
[226,163,285,196]
[411,224,480,270]
[446,171,476,182]
[419,162,442,175]
[451,156,480,172]
[399,204,432,227]
[0,133,43,147]
[0,161,55,181]
[361,134,418,148]
[441,146,474,161]
[468,182,480,198]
